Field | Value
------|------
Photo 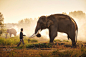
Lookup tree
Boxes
[18,19,24,24]
[62,12,67,15]
[69,11,86,19]
[0,12,4,35]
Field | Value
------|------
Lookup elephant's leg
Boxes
[49,26,57,43]
[69,33,76,47]
[10,33,12,37]
[14,33,16,36]
[68,35,70,40]
[71,38,76,47]
[67,34,70,40]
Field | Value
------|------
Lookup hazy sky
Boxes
[0,0,86,23]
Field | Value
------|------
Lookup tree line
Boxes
[0,10,86,35]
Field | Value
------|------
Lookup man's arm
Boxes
[23,35,26,36]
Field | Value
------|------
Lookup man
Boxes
[17,28,26,47]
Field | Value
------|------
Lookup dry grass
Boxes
[0,37,86,57]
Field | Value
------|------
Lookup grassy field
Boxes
[0,36,86,57]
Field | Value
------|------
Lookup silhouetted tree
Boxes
[69,11,86,19]
[0,12,4,35]
[62,12,67,15]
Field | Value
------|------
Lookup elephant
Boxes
[6,28,17,38]
[29,14,78,47]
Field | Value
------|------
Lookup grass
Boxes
[52,47,86,57]
[63,40,69,42]
[26,43,52,48]
[1,36,86,57]
[0,36,20,46]
[54,39,62,42]
[1,47,86,57]
[0,36,38,46]
[28,39,38,43]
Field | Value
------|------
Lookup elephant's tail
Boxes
[75,29,78,43]
[75,21,78,43]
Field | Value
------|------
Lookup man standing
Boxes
[17,28,26,47]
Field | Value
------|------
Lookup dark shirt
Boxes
[20,31,25,39]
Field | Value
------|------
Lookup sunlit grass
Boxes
[0,36,38,46]
[54,39,62,42]
[0,36,86,57]
[0,36,19,46]
[63,40,69,42]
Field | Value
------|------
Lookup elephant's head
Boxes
[29,16,53,38]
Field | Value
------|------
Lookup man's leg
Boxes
[22,39,24,45]
[17,39,22,47]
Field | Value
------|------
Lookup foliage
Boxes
[62,12,67,15]
[0,12,4,35]
[18,18,37,27]
[69,11,86,19]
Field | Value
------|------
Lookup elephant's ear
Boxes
[47,20,53,27]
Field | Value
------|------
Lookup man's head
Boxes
[21,28,23,31]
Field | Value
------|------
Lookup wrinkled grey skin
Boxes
[34,14,78,47]
[6,28,17,38]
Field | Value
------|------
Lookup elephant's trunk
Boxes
[35,23,41,33]
[29,23,41,38]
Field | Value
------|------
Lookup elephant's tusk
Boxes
[29,33,35,38]
[29,29,41,38]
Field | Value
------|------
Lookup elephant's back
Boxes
[10,28,17,33]
[70,17,78,31]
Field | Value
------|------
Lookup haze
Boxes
[0,0,86,42]
[0,0,86,23]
